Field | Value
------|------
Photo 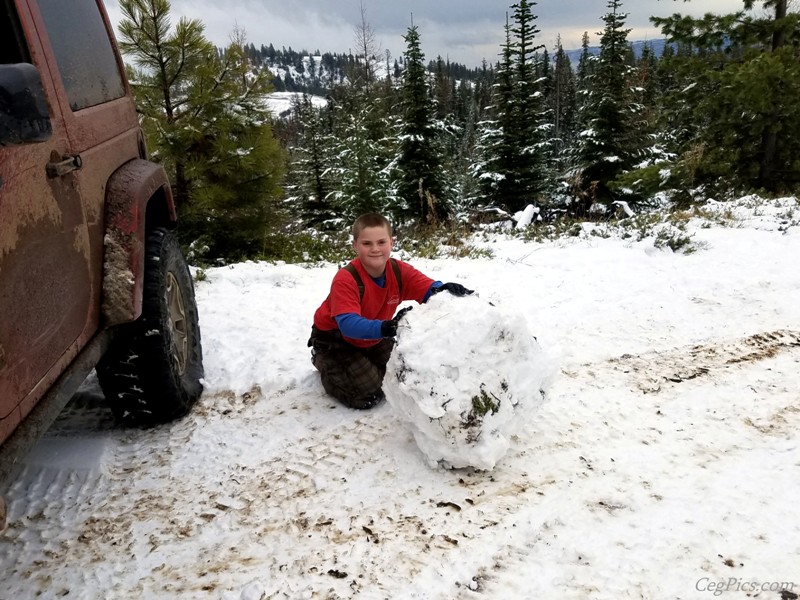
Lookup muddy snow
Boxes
[1,197,799,600]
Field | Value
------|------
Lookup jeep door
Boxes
[0,0,94,443]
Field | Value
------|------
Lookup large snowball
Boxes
[384,292,551,470]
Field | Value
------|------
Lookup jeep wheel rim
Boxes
[166,271,188,375]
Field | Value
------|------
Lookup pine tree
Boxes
[636,43,659,111]
[506,0,547,209]
[550,38,577,173]
[538,48,552,100]
[473,16,515,208]
[352,1,380,89]
[475,2,547,213]
[571,0,639,211]
[474,60,495,121]
[118,0,210,208]
[576,32,595,100]
[118,0,285,261]
[652,0,800,193]
[452,89,482,217]
[286,95,336,226]
[395,23,447,224]
[324,91,396,222]
[434,56,453,119]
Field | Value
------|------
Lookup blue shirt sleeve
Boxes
[335,313,384,340]
[423,281,443,303]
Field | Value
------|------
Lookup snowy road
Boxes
[1,198,799,599]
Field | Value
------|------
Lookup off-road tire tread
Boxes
[97,228,203,425]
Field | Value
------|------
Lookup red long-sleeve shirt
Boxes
[313,258,435,348]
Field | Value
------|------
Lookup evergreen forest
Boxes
[116,0,800,263]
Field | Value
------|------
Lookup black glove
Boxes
[432,282,474,297]
[380,306,413,337]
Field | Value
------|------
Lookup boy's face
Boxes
[353,225,393,277]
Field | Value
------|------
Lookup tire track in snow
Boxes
[444,330,800,600]
[0,393,121,592]
[607,329,800,393]
[3,330,798,598]
[204,405,584,598]
[0,386,198,597]
[114,388,564,598]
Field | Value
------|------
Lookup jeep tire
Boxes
[97,228,203,425]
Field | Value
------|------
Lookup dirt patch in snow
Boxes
[606,329,800,393]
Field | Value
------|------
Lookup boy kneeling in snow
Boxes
[309,213,472,409]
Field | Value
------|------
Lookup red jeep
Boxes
[0,0,204,519]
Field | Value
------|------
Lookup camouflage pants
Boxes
[308,326,394,408]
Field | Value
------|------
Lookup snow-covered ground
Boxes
[1,197,799,600]
[264,91,328,119]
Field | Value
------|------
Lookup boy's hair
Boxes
[351,213,393,241]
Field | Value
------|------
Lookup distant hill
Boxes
[238,43,489,97]
[243,38,670,100]
[264,91,329,119]
[564,39,670,63]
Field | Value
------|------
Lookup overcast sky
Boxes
[105,1,752,67]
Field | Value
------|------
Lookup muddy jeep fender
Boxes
[102,158,177,326]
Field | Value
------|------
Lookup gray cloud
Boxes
[105,0,750,67]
